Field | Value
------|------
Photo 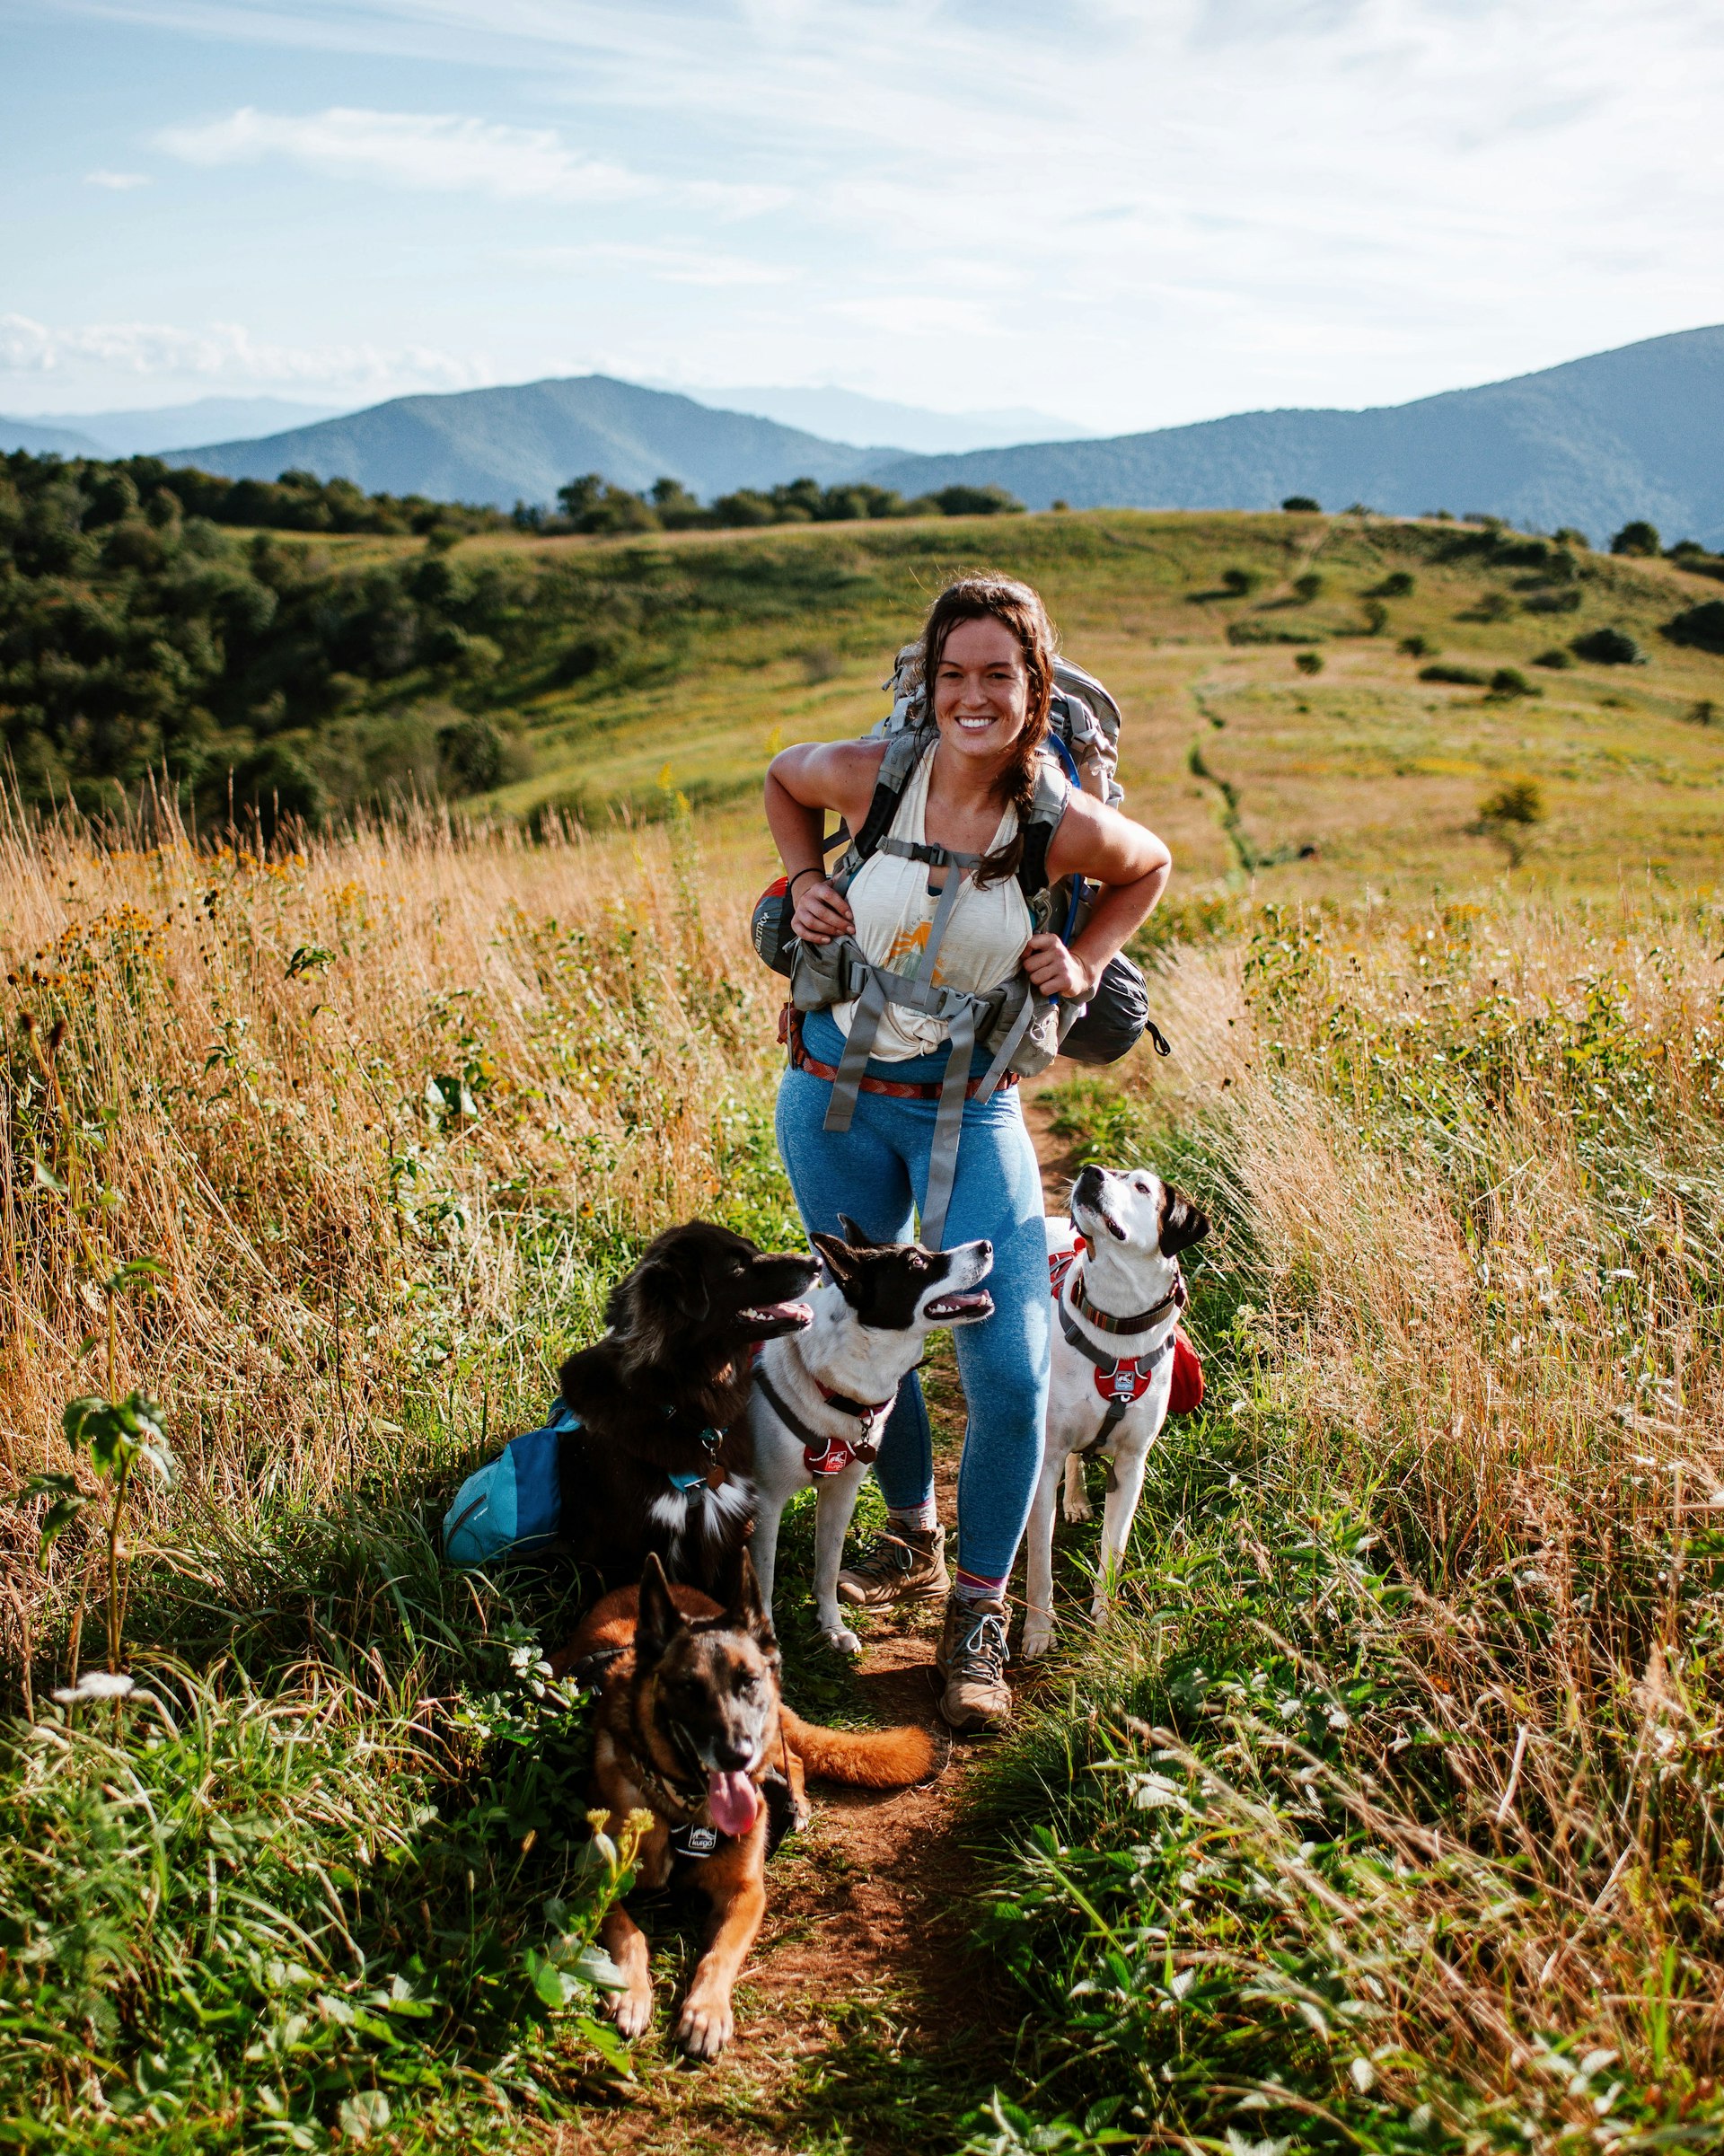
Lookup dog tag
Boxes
[706,1462,727,1492]
[670,1822,720,1860]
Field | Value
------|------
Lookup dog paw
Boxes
[674,1989,734,2061]
[822,1624,864,1658]
[612,1984,654,2041]
[1061,1492,1094,1524]
[1021,1622,1053,1660]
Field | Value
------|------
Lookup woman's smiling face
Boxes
[931,616,1030,764]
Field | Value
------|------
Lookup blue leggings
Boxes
[774,1008,1051,1581]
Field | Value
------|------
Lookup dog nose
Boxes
[976,1240,992,1261]
[713,1737,754,1773]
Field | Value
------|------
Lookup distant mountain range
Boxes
[675,383,1092,454]
[0,397,339,459]
[159,377,884,506]
[871,327,1724,547]
[4,329,1720,542]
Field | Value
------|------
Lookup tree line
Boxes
[518,472,1024,534]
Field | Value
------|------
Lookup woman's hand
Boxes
[791,876,855,945]
[1021,933,1100,1001]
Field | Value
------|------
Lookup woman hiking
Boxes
[764,575,1172,1732]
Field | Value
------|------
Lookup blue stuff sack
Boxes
[442,1399,579,1567]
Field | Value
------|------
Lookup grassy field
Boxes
[0,506,1721,2151]
[443,508,1724,899]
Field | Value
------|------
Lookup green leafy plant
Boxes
[1474,774,1545,864]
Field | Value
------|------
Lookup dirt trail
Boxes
[572,1087,1073,2152]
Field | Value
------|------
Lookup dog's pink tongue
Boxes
[708,1771,759,1837]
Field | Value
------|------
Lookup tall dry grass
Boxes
[0,800,789,1671]
[1121,895,1724,2112]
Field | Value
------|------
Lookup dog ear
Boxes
[811,1232,856,1284]
[729,1546,777,1649]
[559,1342,620,1418]
[615,1243,710,1368]
[837,1214,876,1249]
[1158,1184,1210,1256]
[635,1553,686,1668]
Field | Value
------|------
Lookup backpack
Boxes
[750,647,1159,1247]
[442,1399,576,1567]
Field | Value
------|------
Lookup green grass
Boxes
[453,509,1724,899]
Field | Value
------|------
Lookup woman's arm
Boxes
[1024,793,1172,999]
[764,740,887,944]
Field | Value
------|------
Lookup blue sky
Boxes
[5,0,1723,432]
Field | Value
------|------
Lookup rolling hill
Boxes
[0,412,107,457]
[170,374,883,507]
[869,325,1724,545]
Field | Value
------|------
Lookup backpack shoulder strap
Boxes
[852,728,930,863]
[1016,752,1072,902]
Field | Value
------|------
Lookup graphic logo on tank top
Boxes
[884,920,943,982]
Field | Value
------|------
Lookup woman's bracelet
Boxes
[786,866,824,897]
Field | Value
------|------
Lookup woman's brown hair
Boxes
[914,575,1059,886]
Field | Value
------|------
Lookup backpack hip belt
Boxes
[785,1008,1021,1104]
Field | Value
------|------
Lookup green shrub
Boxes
[1571,626,1642,664]
[1280,494,1320,512]
[1686,699,1718,726]
[1419,664,1488,687]
[1533,647,1573,668]
[1488,667,1540,698]
[1610,519,1661,556]
[1476,773,1544,863]
[1220,566,1261,597]
[1368,570,1414,597]
[1397,633,1434,657]
[1662,599,1724,654]
[1293,649,1323,675]
[1552,524,1589,550]
[1292,571,1324,601]
[932,484,1024,517]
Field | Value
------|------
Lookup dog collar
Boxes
[669,1821,726,1861]
[661,1416,726,1499]
[1072,1266,1186,1336]
[814,1379,894,1427]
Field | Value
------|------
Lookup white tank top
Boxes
[832,744,1034,1061]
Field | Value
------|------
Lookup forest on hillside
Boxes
[4,444,1723,834]
[0,451,1025,826]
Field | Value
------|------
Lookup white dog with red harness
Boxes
[1022,1164,1209,1660]
[748,1219,995,1655]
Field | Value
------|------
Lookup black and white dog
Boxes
[1022,1165,1209,1660]
[747,1219,995,1655]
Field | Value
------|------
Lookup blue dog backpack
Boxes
[442,1398,578,1567]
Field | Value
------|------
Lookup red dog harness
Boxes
[1049,1238,1203,1446]
[753,1362,895,1477]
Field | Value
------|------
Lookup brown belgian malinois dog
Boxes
[561,1548,937,2058]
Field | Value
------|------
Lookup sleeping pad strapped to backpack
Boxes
[752,647,1165,1245]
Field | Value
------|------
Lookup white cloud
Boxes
[84,169,152,189]
[0,312,488,392]
[684,180,794,221]
[512,242,792,288]
[154,105,646,204]
[27,0,1724,427]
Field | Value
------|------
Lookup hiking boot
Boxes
[936,1593,1012,1735]
[836,1523,949,1609]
